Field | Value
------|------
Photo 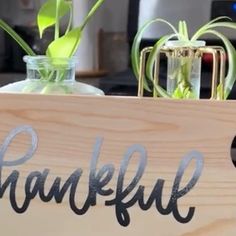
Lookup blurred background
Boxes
[1,0,236,97]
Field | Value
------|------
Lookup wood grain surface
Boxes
[0,94,235,235]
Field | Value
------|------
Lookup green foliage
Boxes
[37,0,71,38]
[47,0,105,58]
[0,0,105,94]
[146,34,179,98]
[0,0,105,59]
[46,27,82,57]
[0,19,36,56]
[132,17,236,99]
[131,18,178,92]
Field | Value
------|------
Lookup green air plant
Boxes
[131,17,236,99]
[0,0,105,94]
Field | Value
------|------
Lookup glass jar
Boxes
[165,40,206,99]
[0,56,104,95]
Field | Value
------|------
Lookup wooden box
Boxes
[0,94,236,235]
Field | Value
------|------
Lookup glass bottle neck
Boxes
[24,56,77,82]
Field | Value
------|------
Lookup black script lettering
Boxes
[29,168,83,205]
[168,151,204,223]
[0,125,204,228]
[106,149,203,227]
[106,144,147,226]
[0,125,37,213]
[0,131,115,217]
[0,125,37,167]
[138,152,203,223]
[69,137,115,215]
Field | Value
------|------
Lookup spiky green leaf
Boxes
[80,0,105,31]
[183,21,189,40]
[195,29,236,99]
[131,18,178,91]
[0,19,35,56]
[146,34,179,98]
[191,16,232,41]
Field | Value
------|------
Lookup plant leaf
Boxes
[80,0,105,31]
[178,20,189,40]
[204,22,236,31]
[65,2,73,34]
[178,21,184,36]
[146,34,179,98]
[183,21,189,40]
[191,16,232,41]
[0,19,36,56]
[47,0,104,58]
[54,0,61,39]
[46,27,82,57]
[131,18,178,91]
[195,29,236,99]
[37,0,71,38]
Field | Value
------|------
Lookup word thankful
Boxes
[0,126,204,227]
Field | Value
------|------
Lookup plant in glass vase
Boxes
[0,0,105,95]
[131,17,236,99]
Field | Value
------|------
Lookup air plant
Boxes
[0,0,105,94]
[131,17,236,99]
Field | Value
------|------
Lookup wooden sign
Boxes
[0,93,236,235]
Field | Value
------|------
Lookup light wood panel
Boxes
[0,94,235,235]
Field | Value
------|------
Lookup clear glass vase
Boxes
[165,40,206,99]
[0,56,104,95]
